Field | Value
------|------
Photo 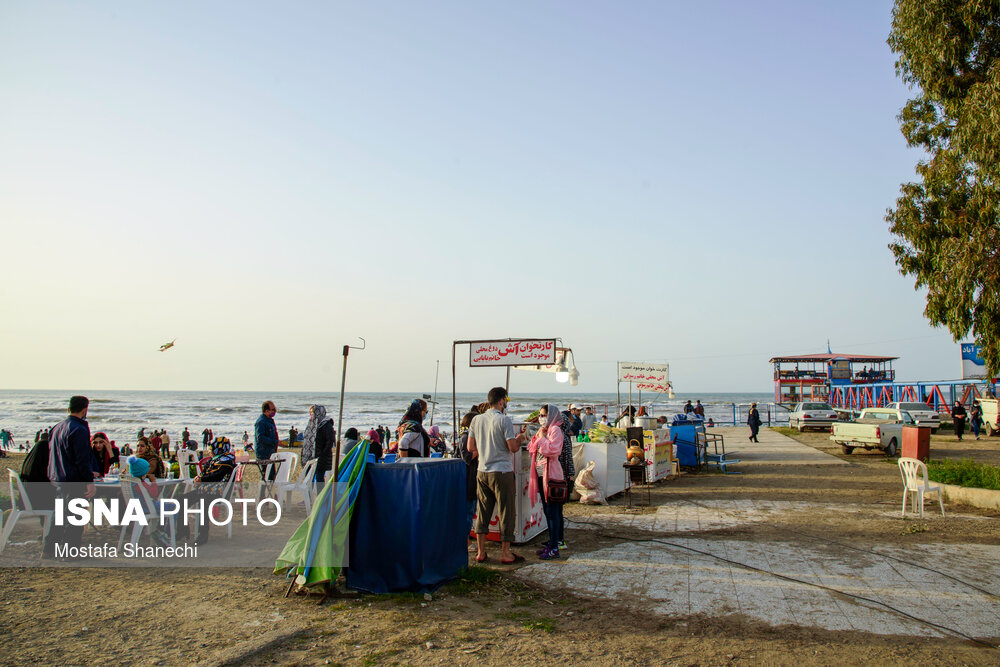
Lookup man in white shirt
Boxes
[467,386,527,564]
[581,407,596,432]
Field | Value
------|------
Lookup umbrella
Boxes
[273,439,370,591]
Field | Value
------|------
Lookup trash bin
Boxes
[901,426,931,461]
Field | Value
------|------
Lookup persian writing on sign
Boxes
[469,339,557,367]
[514,349,567,373]
[618,362,671,392]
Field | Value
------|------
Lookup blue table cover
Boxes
[345,458,467,594]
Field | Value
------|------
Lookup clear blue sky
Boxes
[0,1,962,393]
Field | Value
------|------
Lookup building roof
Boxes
[769,353,899,364]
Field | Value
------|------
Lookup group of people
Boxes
[683,400,706,417]
[457,388,574,564]
[16,396,253,557]
[951,400,987,440]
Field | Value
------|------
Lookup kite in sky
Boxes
[159,339,176,352]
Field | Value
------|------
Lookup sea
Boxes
[0,389,778,448]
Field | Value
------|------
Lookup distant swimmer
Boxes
[159,339,176,352]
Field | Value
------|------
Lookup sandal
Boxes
[475,554,489,563]
[500,553,525,565]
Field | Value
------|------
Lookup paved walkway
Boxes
[516,429,1000,641]
[709,426,847,466]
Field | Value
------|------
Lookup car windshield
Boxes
[900,403,929,411]
[802,403,832,410]
[900,410,915,424]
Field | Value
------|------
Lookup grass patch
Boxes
[444,566,502,595]
[523,617,556,633]
[900,523,928,534]
[362,649,400,665]
[927,458,1000,490]
[772,427,797,437]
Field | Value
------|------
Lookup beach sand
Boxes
[1,431,999,665]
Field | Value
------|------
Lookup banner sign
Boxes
[618,362,671,393]
[515,348,567,373]
[469,339,556,367]
[962,343,987,379]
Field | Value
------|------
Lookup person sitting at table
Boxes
[366,429,383,462]
[428,425,447,454]
[173,439,236,544]
[91,432,113,476]
[341,427,360,458]
[397,399,430,458]
[136,437,167,478]
[193,439,236,490]
[124,455,159,501]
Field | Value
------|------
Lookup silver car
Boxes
[886,402,941,432]
[788,402,840,432]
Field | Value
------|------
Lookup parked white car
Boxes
[788,402,840,432]
[886,402,941,432]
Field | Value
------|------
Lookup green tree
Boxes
[886,0,1000,376]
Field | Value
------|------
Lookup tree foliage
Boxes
[887,0,1000,376]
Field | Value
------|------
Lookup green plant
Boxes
[926,458,1000,490]
[523,617,556,633]
[901,522,928,534]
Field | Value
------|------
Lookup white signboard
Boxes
[962,343,987,380]
[619,361,671,393]
[469,339,557,367]
[515,349,567,373]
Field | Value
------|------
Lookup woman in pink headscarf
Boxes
[527,404,574,560]
[366,429,383,461]
[428,424,447,454]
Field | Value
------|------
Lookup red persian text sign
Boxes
[469,339,557,367]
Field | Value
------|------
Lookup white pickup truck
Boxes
[976,398,999,436]
[829,407,916,457]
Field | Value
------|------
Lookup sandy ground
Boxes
[2,430,1000,666]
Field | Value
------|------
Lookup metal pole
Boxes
[335,344,348,480]
[452,343,458,448]
[430,360,440,426]
[505,366,510,393]
[616,362,621,423]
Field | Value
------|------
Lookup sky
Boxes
[0,1,968,394]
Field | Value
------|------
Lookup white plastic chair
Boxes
[1,469,53,554]
[118,475,175,550]
[275,458,318,512]
[898,457,945,518]
[270,451,298,483]
[176,450,199,492]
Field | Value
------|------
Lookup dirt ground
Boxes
[2,432,999,666]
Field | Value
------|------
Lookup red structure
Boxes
[770,353,898,405]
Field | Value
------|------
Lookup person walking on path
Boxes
[44,395,97,558]
[301,404,334,483]
[971,402,984,440]
[953,401,968,440]
[747,403,761,443]
[467,387,528,565]
[254,401,280,481]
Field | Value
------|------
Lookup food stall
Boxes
[451,337,573,545]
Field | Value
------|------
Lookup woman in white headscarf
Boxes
[302,404,334,483]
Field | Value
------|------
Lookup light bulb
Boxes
[555,371,569,383]
[569,366,579,386]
